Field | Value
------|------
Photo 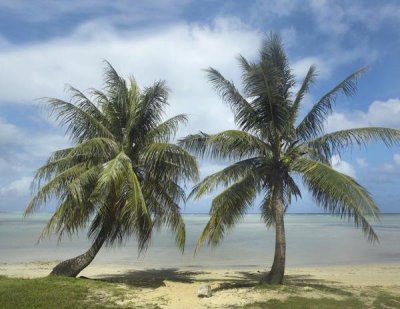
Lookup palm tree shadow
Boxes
[91,268,207,288]
[83,269,349,296]
[211,271,349,296]
[284,274,352,296]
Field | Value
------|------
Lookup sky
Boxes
[0,0,400,213]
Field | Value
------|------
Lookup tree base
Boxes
[260,269,285,285]
[49,233,106,277]
[49,257,86,277]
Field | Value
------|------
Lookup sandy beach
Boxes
[1,262,399,308]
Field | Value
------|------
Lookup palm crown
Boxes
[26,62,199,258]
[179,34,400,283]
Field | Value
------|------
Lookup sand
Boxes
[1,261,399,308]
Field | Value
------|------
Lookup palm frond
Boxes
[189,157,263,199]
[38,197,93,242]
[297,67,368,141]
[89,152,152,251]
[291,65,317,122]
[205,67,261,132]
[260,173,301,228]
[307,127,400,158]
[260,190,275,228]
[143,180,186,251]
[242,62,289,134]
[28,61,194,255]
[146,114,188,143]
[134,81,169,135]
[32,138,118,191]
[102,61,130,132]
[67,85,111,128]
[293,158,379,242]
[44,97,114,142]
[140,143,199,183]
[37,166,100,241]
[26,163,88,215]
[195,174,258,253]
[121,159,152,252]
[179,130,270,160]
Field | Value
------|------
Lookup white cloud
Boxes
[0,117,69,207]
[0,117,23,144]
[0,18,262,210]
[0,18,261,136]
[331,155,356,178]
[393,154,400,166]
[291,44,376,84]
[307,0,400,34]
[291,56,329,79]
[0,117,68,158]
[378,153,400,175]
[0,176,31,196]
[252,0,301,18]
[308,0,348,34]
[325,98,400,132]
[356,157,367,169]
[0,0,191,23]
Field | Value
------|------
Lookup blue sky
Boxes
[0,0,400,213]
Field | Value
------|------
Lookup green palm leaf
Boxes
[308,127,400,158]
[45,97,114,142]
[179,130,270,160]
[181,33,397,284]
[293,158,379,242]
[195,174,258,253]
[297,67,367,141]
[27,62,198,276]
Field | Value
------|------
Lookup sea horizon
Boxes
[1,212,399,269]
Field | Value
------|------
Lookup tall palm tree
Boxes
[179,34,400,284]
[25,62,199,277]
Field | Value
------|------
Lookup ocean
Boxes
[1,213,399,269]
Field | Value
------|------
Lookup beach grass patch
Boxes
[373,290,400,308]
[0,275,137,308]
[238,296,365,309]
[255,283,295,293]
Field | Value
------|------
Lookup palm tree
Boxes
[25,62,199,277]
[179,34,400,284]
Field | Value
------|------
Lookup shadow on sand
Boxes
[84,268,346,296]
[92,268,207,288]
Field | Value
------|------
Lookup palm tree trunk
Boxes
[49,232,106,277]
[261,182,286,284]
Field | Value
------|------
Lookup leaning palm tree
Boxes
[179,34,400,284]
[25,62,199,277]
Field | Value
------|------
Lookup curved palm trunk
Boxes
[262,182,286,284]
[49,233,106,277]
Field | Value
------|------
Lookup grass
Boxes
[0,275,149,309]
[239,286,400,309]
[238,296,366,309]
[1,274,399,309]
[372,290,400,309]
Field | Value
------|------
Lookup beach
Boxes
[1,213,399,307]
[1,261,399,308]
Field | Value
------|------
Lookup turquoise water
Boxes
[0,213,399,269]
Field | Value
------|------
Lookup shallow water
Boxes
[0,213,399,268]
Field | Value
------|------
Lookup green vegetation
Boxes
[179,32,400,284]
[1,274,399,309]
[239,297,365,309]
[25,62,199,277]
[0,275,131,308]
[239,287,400,308]
[373,290,400,308]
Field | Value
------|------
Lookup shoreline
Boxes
[1,261,399,308]
[1,261,399,286]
